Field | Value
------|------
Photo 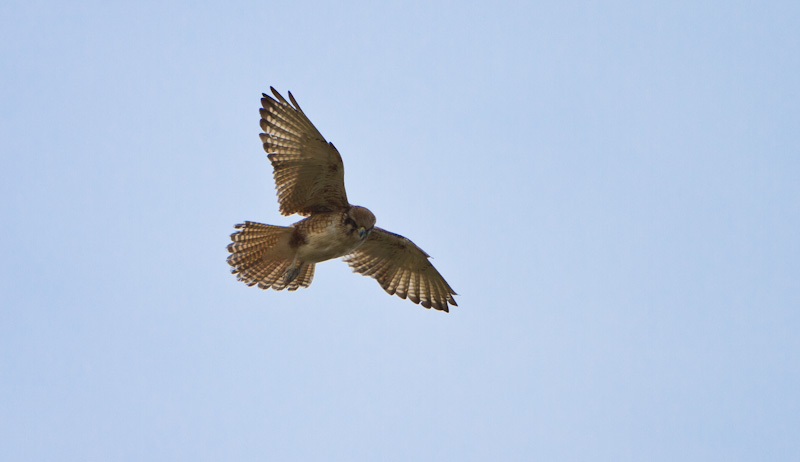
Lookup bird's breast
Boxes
[294,216,363,263]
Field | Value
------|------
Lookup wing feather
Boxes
[343,228,458,312]
[260,88,349,216]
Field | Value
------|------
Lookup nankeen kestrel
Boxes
[227,88,457,311]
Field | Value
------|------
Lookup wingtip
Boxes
[287,90,302,112]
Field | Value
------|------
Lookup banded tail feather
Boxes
[227,221,315,291]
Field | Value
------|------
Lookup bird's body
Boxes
[227,88,457,311]
[294,214,355,263]
[292,207,374,263]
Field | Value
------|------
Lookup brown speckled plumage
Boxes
[227,88,457,312]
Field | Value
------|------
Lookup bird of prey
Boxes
[227,88,457,312]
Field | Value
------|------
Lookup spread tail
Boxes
[227,221,315,291]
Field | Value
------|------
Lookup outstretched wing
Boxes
[260,87,349,216]
[343,228,458,312]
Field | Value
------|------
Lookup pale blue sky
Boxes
[2,1,799,460]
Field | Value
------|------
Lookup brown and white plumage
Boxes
[259,89,349,215]
[227,87,457,312]
[227,222,316,291]
[343,228,458,312]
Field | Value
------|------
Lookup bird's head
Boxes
[347,206,376,239]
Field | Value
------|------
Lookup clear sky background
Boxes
[2,1,799,460]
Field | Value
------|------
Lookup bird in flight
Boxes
[227,88,457,312]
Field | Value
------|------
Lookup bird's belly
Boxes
[296,224,361,263]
